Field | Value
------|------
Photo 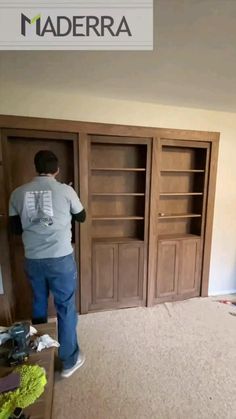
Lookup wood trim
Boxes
[160,139,210,148]
[0,115,220,142]
[73,136,80,311]
[147,137,161,306]
[2,128,77,141]
[143,140,151,306]
[90,135,151,145]
[201,138,220,296]
[0,130,15,324]
[200,145,210,239]
[79,133,91,314]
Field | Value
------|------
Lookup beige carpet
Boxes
[53,298,236,419]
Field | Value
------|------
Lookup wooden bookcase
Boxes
[88,136,151,311]
[149,139,210,304]
[0,115,219,321]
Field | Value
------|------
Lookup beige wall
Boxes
[1,81,235,295]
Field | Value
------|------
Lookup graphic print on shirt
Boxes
[24,190,54,226]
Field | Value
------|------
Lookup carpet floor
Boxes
[52,298,236,419]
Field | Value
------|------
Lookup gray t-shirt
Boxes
[9,176,84,259]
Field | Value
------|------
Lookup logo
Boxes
[21,14,41,36]
[0,1,153,50]
[21,13,132,38]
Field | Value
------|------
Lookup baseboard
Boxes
[209,289,236,297]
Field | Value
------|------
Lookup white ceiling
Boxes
[1,0,236,112]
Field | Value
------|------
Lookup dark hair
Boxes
[34,150,58,174]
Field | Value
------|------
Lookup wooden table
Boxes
[0,322,57,419]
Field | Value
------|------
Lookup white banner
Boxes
[0,1,153,50]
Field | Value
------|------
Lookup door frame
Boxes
[1,128,80,319]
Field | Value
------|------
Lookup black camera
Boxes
[8,323,30,366]
[9,407,29,418]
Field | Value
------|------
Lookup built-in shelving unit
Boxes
[90,142,148,240]
[0,116,219,321]
[88,138,150,311]
[158,145,208,237]
[153,141,210,305]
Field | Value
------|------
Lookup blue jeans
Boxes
[24,253,79,369]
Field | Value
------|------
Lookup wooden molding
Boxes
[0,114,220,142]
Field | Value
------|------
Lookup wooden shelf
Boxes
[158,233,201,240]
[91,167,146,172]
[92,237,144,243]
[92,216,144,220]
[160,192,203,196]
[91,193,145,196]
[161,169,205,173]
[158,213,202,219]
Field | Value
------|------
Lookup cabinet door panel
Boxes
[178,239,201,296]
[156,240,179,301]
[92,243,118,305]
[118,243,144,301]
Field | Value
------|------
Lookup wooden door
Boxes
[91,242,118,310]
[118,242,144,304]
[178,238,201,297]
[2,129,78,320]
[84,135,151,313]
[155,240,180,302]
[0,142,14,325]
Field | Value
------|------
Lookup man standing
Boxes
[9,150,86,378]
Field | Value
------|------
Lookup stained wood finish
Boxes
[0,132,13,325]
[155,240,179,301]
[147,138,161,306]
[155,237,201,303]
[0,115,219,321]
[90,241,144,310]
[2,129,79,320]
[201,140,219,296]
[79,133,91,314]
[148,138,215,306]
[0,115,220,142]
[92,242,118,306]
[118,242,144,302]
[178,238,201,296]
[88,136,149,312]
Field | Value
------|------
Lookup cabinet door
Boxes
[118,243,144,304]
[155,240,180,302]
[91,243,118,309]
[178,238,201,297]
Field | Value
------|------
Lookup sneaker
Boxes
[61,352,85,378]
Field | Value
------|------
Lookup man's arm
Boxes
[9,215,23,235]
[72,209,86,223]
[69,186,86,223]
[9,191,23,235]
